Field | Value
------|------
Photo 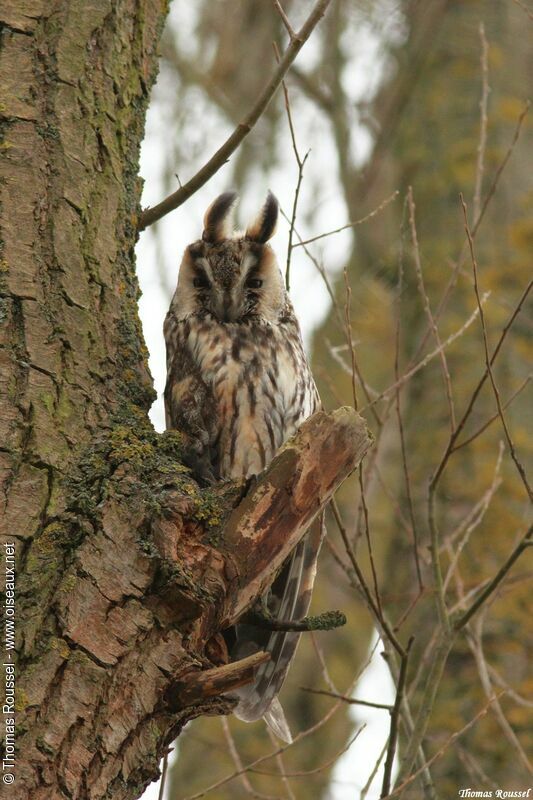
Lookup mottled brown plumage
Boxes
[164,192,322,740]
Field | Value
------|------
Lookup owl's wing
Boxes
[164,316,220,482]
[230,364,323,739]
[231,510,325,741]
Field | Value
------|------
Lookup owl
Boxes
[164,191,323,741]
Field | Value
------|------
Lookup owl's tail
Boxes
[229,517,324,740]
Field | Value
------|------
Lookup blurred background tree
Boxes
[137,1,532,797]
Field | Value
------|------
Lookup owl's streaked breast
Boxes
[178,313,317,479]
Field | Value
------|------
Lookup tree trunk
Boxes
[0,4,371,797]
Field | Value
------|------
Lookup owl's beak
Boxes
[213,290,241,323]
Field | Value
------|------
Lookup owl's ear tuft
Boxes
[202,191,238,243]
[246,191,279,244]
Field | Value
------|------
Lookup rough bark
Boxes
[0,4,371,798]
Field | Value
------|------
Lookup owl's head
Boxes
[174,191,286,324]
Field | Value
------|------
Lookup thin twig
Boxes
[310,631,338,692]
[279,207,344,331]
[343,269,359,411]
[389,694,505,798]
[221,717,265,799]
[427,482,450,632]
[138,0,332,230]
[395,631,453,786]
[286,150,309,291]
[182,669,362,799]
[513,0,533,20]
[364,296,488,410]
[294,191,399,247]
[301,686,393,711]
[443,443,504,593]
[359,465,383,617]
[473,23,490,221]
[332,498,406,658]
[461,194,532,502]
[467,615,533,775]
[266,727,296,800]
[407,186,456,432]
[407,102,529,368]
[272,0,297,39]
[453,374,531,451]
[488,664,533,709]
[430,278,532,489]
[342,270,383,425]
[361,740,388,800]
[471,102,529,238]
[272,40,309,292]
[252,727,365,778]
[394,196,424,590]
[454,524,533,631]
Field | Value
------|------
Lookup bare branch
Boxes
[381,637,414,797]
[221,718,264,799]
[272,40,309,292]
[461,195,532,502]
[138,0,333,230]
[443,443,504,594]
[362,741,388,800]
[407,101,529,368]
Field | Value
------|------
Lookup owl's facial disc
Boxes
[174,234,285,324]
[189,243,270,323]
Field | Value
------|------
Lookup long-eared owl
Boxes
[164,191,323,741]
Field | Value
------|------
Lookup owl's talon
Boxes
[243,473,258,495]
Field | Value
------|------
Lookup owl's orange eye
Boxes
[193,276,209,289]
[246,278,263,289]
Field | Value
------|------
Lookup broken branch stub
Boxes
[220,407,372,624]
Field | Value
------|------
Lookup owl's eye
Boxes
[193,276,210,289]
[246,278,263,289]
